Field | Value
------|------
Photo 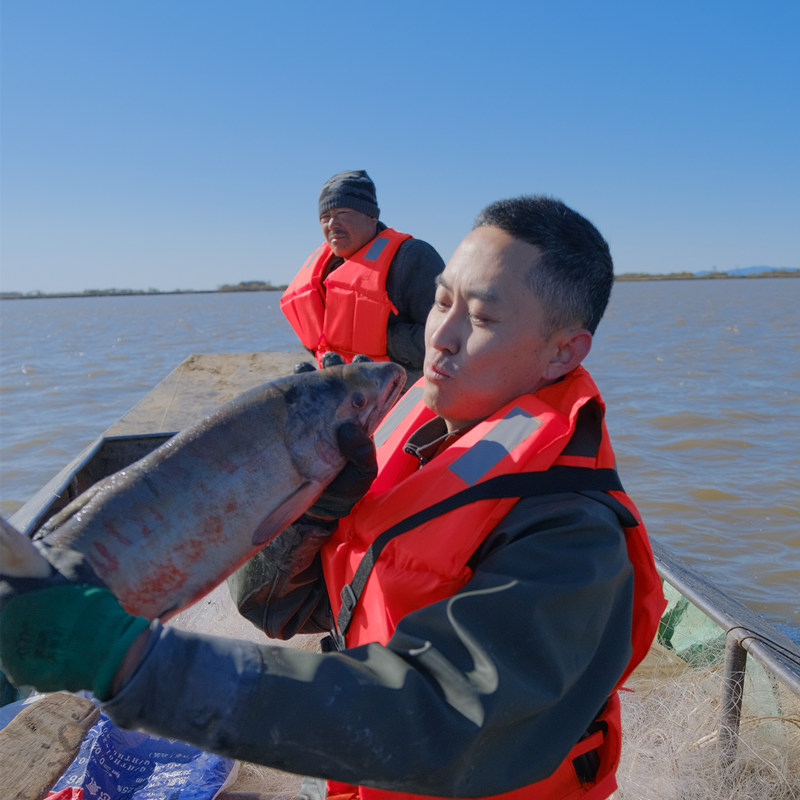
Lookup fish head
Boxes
[329,361,407,436]
[281,361,406,478]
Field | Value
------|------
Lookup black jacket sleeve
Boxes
[384,238,444,380]
[105,493,634,797]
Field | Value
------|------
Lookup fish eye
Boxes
[351,392,367,410]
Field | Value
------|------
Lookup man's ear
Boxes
[542,329,592,381]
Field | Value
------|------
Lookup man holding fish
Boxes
[0,196,665,800]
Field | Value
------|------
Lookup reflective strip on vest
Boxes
[449,407,543,485]
[374,384,425,449]
[364,237,390,261]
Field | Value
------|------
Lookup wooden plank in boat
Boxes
[0,693,99,800]
[106,351,306,437]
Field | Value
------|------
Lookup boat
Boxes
[2,352,799,799]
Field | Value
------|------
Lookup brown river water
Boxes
[1,280,798,641]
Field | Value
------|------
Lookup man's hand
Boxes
[306,421,378,521]
[293,352,373,373]
[291,353,379,521]
[0,583,149,701]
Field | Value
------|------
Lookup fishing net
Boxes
[612,584,800,800]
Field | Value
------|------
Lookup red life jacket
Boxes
[320,367,666,800]
[280,228,412,366]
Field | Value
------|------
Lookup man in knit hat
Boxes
[281,170,445,382]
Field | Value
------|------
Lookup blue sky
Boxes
[1,1,798,293]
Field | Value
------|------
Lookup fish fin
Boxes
[250,482,324,546]
[0,517,53,579]
[32,481,107,541]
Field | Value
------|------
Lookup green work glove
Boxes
[0,583,150,701]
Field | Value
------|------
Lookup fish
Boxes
[0,362,406,620]
[0,516,52,580]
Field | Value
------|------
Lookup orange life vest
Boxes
[320,367,666,800]
[280,228,412,366]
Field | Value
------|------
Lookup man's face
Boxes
[423,225,569,432]
[320,207,378,258]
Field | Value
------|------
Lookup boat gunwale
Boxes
[652,538,800,695]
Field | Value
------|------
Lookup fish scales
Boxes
[1,362,405,620]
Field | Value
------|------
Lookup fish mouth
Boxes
[384,369,406,407]
[366,365,406,434]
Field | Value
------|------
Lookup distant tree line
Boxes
[2,271,796,301]
[216,280,286,292]
[615,268,799,281]
[1,281,289,300]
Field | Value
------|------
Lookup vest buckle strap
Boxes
[335,584,359,640]
[341,583,357,613]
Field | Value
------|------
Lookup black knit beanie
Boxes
[318,170,380,218]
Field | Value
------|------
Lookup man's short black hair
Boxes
[474,196,613,335]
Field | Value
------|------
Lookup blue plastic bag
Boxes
[1,694,237,799]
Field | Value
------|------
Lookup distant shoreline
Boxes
[1,270,798,300]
